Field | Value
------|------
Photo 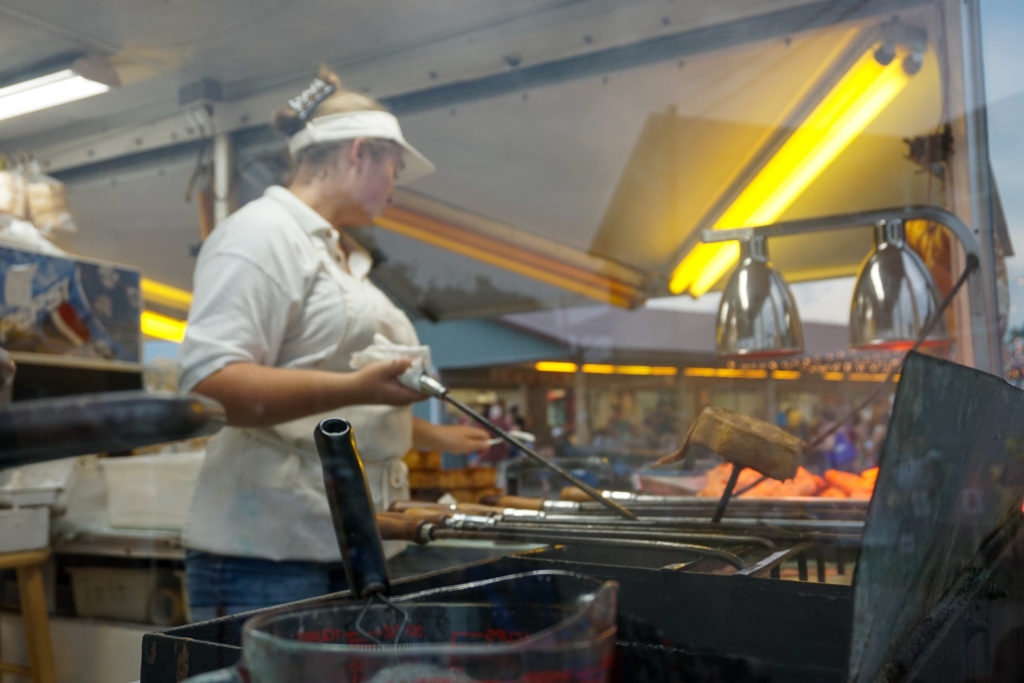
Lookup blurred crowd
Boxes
[445,391,893,482]
[586,397,682,454]
[778,399,892,475]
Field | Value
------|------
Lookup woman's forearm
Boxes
[411,417,446,451]
[192,360,421,427]
[412,418,491,454]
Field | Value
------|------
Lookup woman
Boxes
[177,65,489,620]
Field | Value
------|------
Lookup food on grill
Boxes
[823,468,874,499]
[698,462,878,499]
[654,405,804,480]
[402,449,500,502]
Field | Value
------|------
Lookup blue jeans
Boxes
[185,549,349,622]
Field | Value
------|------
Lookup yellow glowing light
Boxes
[535,361,578,373]
[848,372,890,382]
[669,43,914,297]
[772,370,801,380]
[612,365,678,376]
[823,371,845,381]
[536,362,680,376]
[684,367,768,379]
[140,278,192,310]
[581,364,616,374]
[717,368,768,379]
[141,311,186,343]
[611,365,652,375]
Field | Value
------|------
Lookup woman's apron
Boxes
[251,235,418,559]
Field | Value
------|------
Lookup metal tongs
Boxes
[412,373,637,520]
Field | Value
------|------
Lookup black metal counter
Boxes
[140,353,1024,682]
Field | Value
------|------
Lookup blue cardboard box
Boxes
[0,246,141,363]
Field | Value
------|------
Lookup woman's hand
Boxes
[436,424,492,455]
[350,359,426,405]
[412,419,491,454]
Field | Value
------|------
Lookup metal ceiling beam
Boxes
[386,0,930,115]
[33,0,925,175]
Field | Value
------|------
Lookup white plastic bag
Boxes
[349,332,433,390]
[25,162,77,236]
[0,215,66,255]
[0,169,28,220]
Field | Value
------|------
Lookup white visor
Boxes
[287,110,436,184]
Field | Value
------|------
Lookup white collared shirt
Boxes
[178,186,417,561]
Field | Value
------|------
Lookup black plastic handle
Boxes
[313,418,390,599]
[0,390,225,466]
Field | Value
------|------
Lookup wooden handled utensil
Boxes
[653,406,805,522]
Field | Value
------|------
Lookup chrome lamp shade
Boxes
[849,219,947,350]
[716,235,804,357]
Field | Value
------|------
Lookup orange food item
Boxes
[824,469,874,498]
[741,477,783,497]
[701,464,878,500]
[698,463,763,497]
[788,467,823,497]
[738,466,819,498]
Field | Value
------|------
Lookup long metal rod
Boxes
[959,0,1001,376]
[711,464,743,523]
[539,493,870,516]
[534,515,865,542]
[533,506,867,523]
[499,524,777,549]
[804,255,978,454]
[735,543,812,577]
[212,132,232,226]
[441,515,776,549]
[426,526,748,570]
[438,390,638,519]
[476,515,864,540]
[478,509,865,539]
[410,497,870,521]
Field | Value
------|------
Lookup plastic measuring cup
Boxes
[183,571,617,682]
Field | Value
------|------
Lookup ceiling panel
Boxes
[1,0,946,323]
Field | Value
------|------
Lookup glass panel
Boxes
[0,1,1021,680]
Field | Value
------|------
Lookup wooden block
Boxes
[655,405,802,480]
[468,467,496,488]
[402,450,442,470]
[408,470,437,489]
[449,488,492,503]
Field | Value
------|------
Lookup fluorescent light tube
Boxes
[669,42,915,297]
[141,311,187,343]
[0,56,118,122]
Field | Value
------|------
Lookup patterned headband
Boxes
[287,78,337,122]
